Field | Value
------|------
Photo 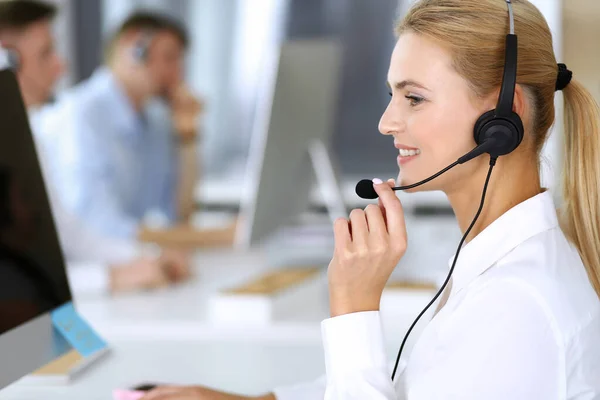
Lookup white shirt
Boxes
[29,107,142,296]
[273,191,600,399]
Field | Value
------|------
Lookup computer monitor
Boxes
[0,68,74,390]
[234,39,346,251]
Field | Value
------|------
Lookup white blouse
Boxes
[274,191,600,399]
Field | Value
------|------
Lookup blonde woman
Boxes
[143,0,600,399]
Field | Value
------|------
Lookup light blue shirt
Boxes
[34,67,178,239]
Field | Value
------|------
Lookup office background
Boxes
[37,0,599,300]
[0,0,598,398]
[48,0,412,181]
[46,0,594,209]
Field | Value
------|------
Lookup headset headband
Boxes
[496,0,517,118]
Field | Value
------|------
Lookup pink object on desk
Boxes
[113,389,146,400]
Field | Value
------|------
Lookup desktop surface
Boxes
[0,338,327,400]
[0,216,459,398]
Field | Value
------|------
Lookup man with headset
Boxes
[0,0,190,295]
[35,10,201,241]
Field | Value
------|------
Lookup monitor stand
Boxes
[19,302,109,385]
[308,138,347,223]
[255,139,345,269]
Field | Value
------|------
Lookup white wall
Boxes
[564,0,600,102]
[209,0,290,173]
[529,0,563,198]
[185,0,242,174]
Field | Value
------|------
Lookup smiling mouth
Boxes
[398,148,421,157]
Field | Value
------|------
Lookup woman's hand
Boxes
[140,385,275,400]
[328,178,407,317]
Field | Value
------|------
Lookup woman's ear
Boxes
[481,84,527,116]
[512,83,527,121]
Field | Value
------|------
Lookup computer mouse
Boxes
[133,384,158,391]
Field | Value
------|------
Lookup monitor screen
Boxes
[0,69,71,335]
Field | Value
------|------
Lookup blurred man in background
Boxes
[0,0,190,296]
[36,10,201,241]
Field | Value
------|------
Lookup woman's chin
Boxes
[397,176,438,193]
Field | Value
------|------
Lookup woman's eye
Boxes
[405,95,424,107]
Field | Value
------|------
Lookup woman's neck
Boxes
[446,156,543,243]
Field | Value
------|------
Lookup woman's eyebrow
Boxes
[387,79,431,91]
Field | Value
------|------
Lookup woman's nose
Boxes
[378,102,402,136]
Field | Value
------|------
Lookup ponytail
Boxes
[560,79,600,299]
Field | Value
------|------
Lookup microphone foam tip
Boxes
[355,179,379,199]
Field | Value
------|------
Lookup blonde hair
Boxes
[396,0,600,298]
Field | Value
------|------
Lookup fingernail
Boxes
[372,178,383,184]
[388,178,395,183]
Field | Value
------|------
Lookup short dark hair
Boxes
[0,0,56,33]
[112,10,188,49]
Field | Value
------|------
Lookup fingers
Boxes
[335,205,386,251]
[140,386,190,400]
[334,177,402,253]
[377,178,396,224]
[140,386,182,400]
[333,217,351,252]
[373,178,407,245]
[364,204,386,241]
[349,209,368,247]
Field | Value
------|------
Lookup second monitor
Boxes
[234,39,346,252]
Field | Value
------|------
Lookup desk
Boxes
[73,248,333,342]
[72,247,440,343]
[0,339,327,400]
[0,244,445,399]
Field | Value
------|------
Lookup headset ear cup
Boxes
[474,110,497,145]
[132,44,147,63]
[473,109,524,157]
[132,31,153,64]
[6,48,21,71]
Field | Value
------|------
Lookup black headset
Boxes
[356,0,524,381]
[472,0,523,160]
[447,0,523,166]
[1,46,21,72]
[132,30,154,64]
